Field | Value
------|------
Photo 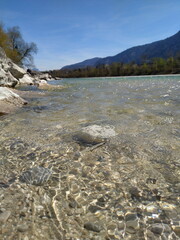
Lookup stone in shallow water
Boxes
[84,222,103,232]
[19,166,52,186]
[0,182,9,188]
[17,224,29,232]
[150,223,171,235]
[172,225,180,237]
[0,211,11,223]
[73,124,117,145]
[125,213,137,221]
[10,140,28,152]
[88,205,102,213]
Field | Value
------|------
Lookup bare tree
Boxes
[7,26,38,67]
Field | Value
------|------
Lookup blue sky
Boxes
[0,0,180,70]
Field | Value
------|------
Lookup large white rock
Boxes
[38,73,52,81]
[0,46,26,87]
[0,68,18,87]
[19,74,34,85]
[0,87,21,100]
[0,87,27,114]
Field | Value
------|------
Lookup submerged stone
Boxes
[150,223,171,235]
[73,124,117,145]
[0,211,11,223]
[19,166,52,186]
[84,222,103,232]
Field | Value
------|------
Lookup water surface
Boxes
[0,75,180,239]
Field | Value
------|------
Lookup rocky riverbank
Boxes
[0,46,61,114]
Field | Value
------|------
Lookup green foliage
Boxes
[0,23,37,67]
[50,56,180,78]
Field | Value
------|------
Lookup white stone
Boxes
[38,80,48,85]
[38,73,52,81]
[0,87,20,100]
[74,124,117,145]
[19,74,34,85]
[82,125,117,138]
[0,87,27,114]
[146,204,159,213]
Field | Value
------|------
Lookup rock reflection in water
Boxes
[0,75,180,239]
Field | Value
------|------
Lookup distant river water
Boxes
[2,75,179,144]
[0,75,180,239]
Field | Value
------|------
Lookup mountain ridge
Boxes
[61,57,102,70]
[62,31,180,70]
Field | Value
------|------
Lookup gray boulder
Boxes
[8,61,26,79]
[73,124,117,145]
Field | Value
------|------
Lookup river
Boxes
[0,75,180,239]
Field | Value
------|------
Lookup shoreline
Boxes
[61,73,180,80]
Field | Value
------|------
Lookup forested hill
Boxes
[61,57,101,70]
[62,31,180,70]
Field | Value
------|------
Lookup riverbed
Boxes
[0,75,180,239]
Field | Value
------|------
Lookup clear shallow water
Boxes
[0,75,180,239]
[3,75,179,148]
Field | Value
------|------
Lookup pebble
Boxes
[19,166,52,185]
[172,225,180,237]
[126,219,139,230]
[125,213,137,221]
[69,199,77,208]
[0,210,11,223]
[146,178,157,184]
[159,202,176,210]
[126,227,136,234]
[107,223,117,230]
[150,223,171,235]
[88,205,102,213]
[146,204,159,213]
[84,222,103,232]
[118,221,125,230]
[150,224,164,235]
[129,187,141,200]
[17,224,29,232]
[0,182,9,188]
[70,183,79,194]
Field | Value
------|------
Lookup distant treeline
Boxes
[49,56,180,78]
